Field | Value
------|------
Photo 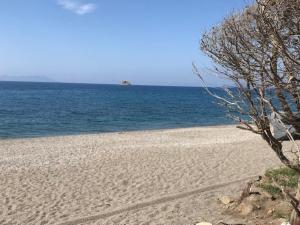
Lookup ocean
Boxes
[0,81,233,139]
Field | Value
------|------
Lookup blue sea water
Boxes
[0,81,233,139]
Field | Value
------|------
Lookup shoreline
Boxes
[0,123,236,141]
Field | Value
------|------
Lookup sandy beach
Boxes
[0,125,282,225]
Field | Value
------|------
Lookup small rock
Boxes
[195,222,213,225]
[247,194,260,202]
[239,202,254,215]
[250,186,263,194]
[219,196,234,205]
[244,195,262,210]
[267,208,275,216]
[256,175,263,181]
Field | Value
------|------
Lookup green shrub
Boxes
[265,167,299,188]
[259,183,282,197]
[259,167,299,197]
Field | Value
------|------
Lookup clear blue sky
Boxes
[0,0,250,86]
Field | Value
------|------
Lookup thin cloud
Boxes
[57,0,96,15]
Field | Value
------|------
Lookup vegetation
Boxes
[198,0,300,224]
[259,167,299,198]
[265,167,299,189]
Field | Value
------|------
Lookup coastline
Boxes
[0,123,236,141]
[0,125,281,225]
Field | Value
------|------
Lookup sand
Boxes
[0,125,282,225]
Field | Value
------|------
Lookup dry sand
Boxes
[0,125,282,225]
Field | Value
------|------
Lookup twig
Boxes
[284,189,300,217]
[238,181,253,204]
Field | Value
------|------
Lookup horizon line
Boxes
[0,80,232,88]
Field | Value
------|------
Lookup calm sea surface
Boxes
[0,82,233,139]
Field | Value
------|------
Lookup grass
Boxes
[259,167,299,198]
[259,183,282,197]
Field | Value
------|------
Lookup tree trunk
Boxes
[290,177,300,225]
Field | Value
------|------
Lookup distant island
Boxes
[0,75,55,83]
[121,80,132,86]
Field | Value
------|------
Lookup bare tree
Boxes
[198,0,300,224]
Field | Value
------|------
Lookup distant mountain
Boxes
[0,75,55,83]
